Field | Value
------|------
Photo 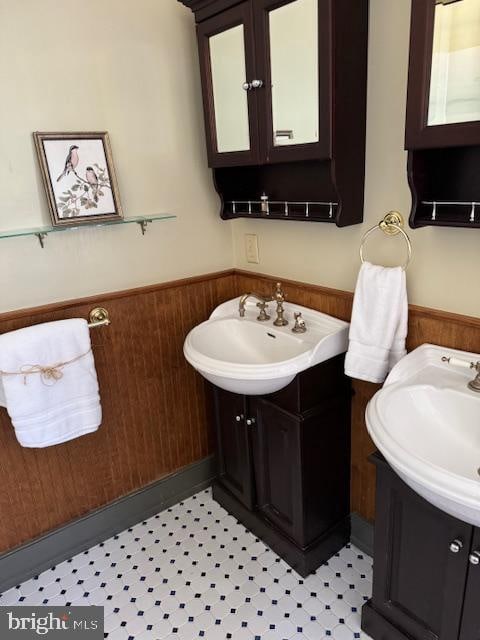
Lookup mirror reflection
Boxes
[428,0,480,126]
[210,25,251,153]
[269,0,319,147]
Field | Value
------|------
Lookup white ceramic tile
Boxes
[0,488,372,639]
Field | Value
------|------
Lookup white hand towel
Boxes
[344,262,408,383]
[0,319,101,448]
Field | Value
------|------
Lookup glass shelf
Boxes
[0,214,177,247]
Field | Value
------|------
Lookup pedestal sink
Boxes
[183,297,349,395]
[366,344,480,527]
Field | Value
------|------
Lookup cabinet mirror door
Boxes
[197,3,260,167]
[256,0,331,162]
[269,0,319,147]
[428,0,480,127]
[406,0,480,148]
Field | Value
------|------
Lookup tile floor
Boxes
[0,488,373,639]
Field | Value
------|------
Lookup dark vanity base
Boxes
[362,454,480,640]
[362,601,412,640]
[213,481,350,578]
[210,356,352,577]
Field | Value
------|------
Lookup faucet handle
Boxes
[441,356,477,370]
[256,301,271,322]
[292,312,307,334]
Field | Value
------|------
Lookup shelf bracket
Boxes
[137,219,150,236]
[36,232,48,249]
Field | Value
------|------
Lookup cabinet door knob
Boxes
[450,539,464,553]
[246,418,256,426]
[469,551,480,566]
[242,80,264,91]
[235,414,244,422]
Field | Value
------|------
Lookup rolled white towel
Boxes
[0,319,101,447]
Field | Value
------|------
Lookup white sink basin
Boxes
[183,297,349,395]
[367,344,480,526]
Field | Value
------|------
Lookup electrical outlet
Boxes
[245,234,260,264]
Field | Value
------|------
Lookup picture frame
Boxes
[33,131,123,227]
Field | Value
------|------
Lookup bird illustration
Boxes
[86,166,99,202]
[56,145,79,182]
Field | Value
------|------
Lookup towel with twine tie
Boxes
[0,319,101,448]
[0,349,92,385]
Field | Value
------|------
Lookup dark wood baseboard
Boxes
[212,481,350,578]
[350,512,374,557]
[0,456,216,594]
[361,601,411,640]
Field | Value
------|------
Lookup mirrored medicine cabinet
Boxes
[406,0,480,228]
[179,0,369,226]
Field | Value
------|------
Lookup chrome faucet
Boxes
[272,282,288,326]
[441,356,480,393]
[238,292,272,320]
[238,282,288,326]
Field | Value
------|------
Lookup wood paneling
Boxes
[0,270,236,553]
[1,267,479,552]
[233,270,480,522]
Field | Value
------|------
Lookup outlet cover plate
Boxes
[245,234,260,264]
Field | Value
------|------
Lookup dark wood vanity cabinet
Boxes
[211,354,352,576]
[406,0,480,229]
[460,528,480,640]
[179,0,368,226]
[362,454,480,640]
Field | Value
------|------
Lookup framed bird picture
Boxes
[33,131,123,227]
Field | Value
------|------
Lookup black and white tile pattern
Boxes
[0,488,373,639]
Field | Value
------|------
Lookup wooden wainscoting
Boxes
[2,267,479,552]
[0,270,236,553]
[233,270,480,522]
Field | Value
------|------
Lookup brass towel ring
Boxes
[360,211,412,271]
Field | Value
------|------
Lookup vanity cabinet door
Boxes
[254,0,332,163]
[459,528,480,640]
[366,456,473,640]
[196,3,261,167]
[250,398,305,545]
[213,387,254,509]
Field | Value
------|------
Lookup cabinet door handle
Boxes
[242,80,264,91]
[235,414,244,422]
[450,539,464,553]
[469,551,480,566]
[246,417,256,426]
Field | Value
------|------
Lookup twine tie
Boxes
[0,349,91,386]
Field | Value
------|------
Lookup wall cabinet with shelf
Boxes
[180,0,368,226]
[406,0,480,229]
[211,355,352,577]
[362,454,480,640]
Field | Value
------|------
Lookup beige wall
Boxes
[2,0,479,320]
[0,0,232,313]
[232,0,480,319]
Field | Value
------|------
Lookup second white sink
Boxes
[183,297,349,395]
[367,344,480,527]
